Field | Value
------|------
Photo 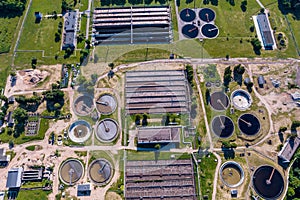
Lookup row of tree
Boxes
[0,0,26,17]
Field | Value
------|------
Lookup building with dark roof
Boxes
[125,159,197,200]
[125,70,190,115]
[8,96,15,104]
[21,168,43,182]
[62,11,78,50]
[6,168,23,189]
[137,126,180,147]
[77,183,91,196]
[278,136,300,163]
[256,14,275,50]
[34,12,43,23]
[6,111,14,127]
[257,75,265,88]
[0,148,10,167]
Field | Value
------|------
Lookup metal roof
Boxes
[6,168,23,188]
[257,14,274,47]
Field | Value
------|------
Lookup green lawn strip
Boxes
[198,153,217,199]
[89,150,115,165]
[0,17,20,54]
[25,145,36,151]
[126,150,191,161]
[0,55,10,88]
[16,189,51,200]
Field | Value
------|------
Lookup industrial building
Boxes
[125,70,190,115]
[255,14,276,50]
[92,6,172,45]
[137,126,180,148]
[21,168,44,182]
[125,159,197,199]
[62,11,78,50]
[278,136,300,163]
[6,168,23,189]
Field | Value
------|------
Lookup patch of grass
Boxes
[6,150,16,161]
[0,17,20,53]
[16,189,51,200]
[198,153,217,199]
[74,150,87,157]
[25,145,36,151]
[115,48,171,65]
[126,150,191,161]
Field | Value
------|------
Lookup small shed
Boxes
[244,77,250,85]
[77,183,91,196]
[257,75,265,88]
[34,12,43,23]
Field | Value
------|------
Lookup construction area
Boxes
[125,159,197,200]
[125,70,190,115]
[92,6,172,45]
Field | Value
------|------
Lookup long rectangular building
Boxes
[125,159,197,200]
[92,6,172,45]
[256,14,275,49]
[125,70,190,115]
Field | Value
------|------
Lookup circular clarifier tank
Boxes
[211,115,234,138]
[252,165,284,199]
[68,120,92,143]
[200,23,219,39]
[238,113,261,136]
[96,118,119,142]
[89,159,113,185]
[182,24,199,38]
[199,8,216,22]
[210,91,230,111]
[220,161,245,188]
[73,95,94,116]
[180,8,196,22]
[96,94,117,115]
[59,159,84,185]
[231,89,252,111]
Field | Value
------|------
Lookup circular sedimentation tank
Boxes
[210,91,230,111]
[238,113,261,136]
[211,115,234,138]
[199,8,216,22]
[96,118,119,142]
[73,95,94,116]
[96,94,117,115]
[180,8,196,22]
[182,24,199,38]
[59,159,84,185]
[68,120,92,143]
[231,89,252,111]
[220,161,245,188]
[252,165,284,199]
[200,23,219,39]
[89,159,113,185]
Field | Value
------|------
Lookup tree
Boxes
[55,32,61,42]
[13,107,28,123]
[250,25,255,32]
[9,140,14,149]
[185,65,194,86]
[223,66,232,88]
[54,103,61,110]
[142,114,148,126]
[154,144,161,150]
[240,0,247,12]
[222,141,231,148]
[251,38,262,55]
[108,63,114,69]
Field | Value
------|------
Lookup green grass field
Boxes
[0,17,20,54]
[16,190,51,200]
[17,0,62,55]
